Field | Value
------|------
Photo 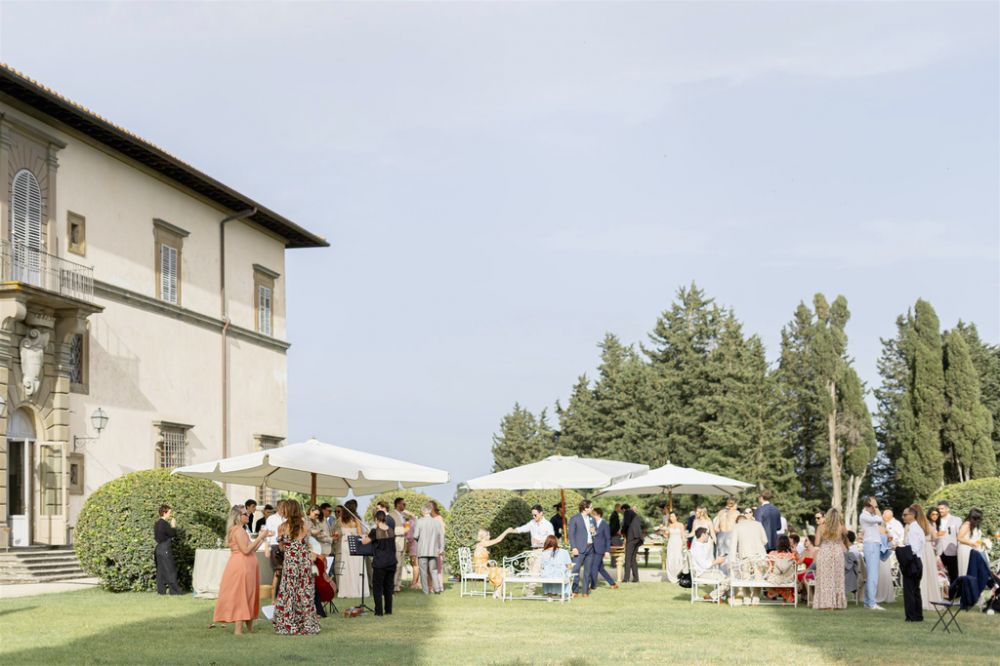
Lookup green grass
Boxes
[0,579,996,665]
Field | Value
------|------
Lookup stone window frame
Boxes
[154,421,193,469]
[153,218,189,305]
[68,326,89,395]
[254,434,284,505]
[67,211,86,256]
[253,264,279,337]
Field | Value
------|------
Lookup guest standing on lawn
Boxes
[935,500,962,584]
[413,503,444,594]
[896,505,925,622]
[214,505,270,635]
[812,508,848,610]
[273,500,321,635]
[755,491,781,552]
[568,500,596,597]
[714,497,739,557]
[154,504,182,595]
[660,511,687,584]
[858,496,885,611]
[589,508,618,590]
[431,500,446,584]
[362,510,397,616]
[622,504,643,584]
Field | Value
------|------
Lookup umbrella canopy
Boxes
[595,462,753,497]
[172,438,450,496]
[464,455,649,491]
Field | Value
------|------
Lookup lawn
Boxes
[0,579,995,665]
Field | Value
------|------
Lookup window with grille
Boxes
[156,424,190,469]
[69,333,85,386]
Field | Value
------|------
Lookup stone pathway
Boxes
[0,577,101,599]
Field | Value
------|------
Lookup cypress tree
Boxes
[943,330,996,481]
[555,375,597,457]
[953,322,1000,467]
[896,299,946,499]
[873,314,915,509]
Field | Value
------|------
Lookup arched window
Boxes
[10,169,43,251]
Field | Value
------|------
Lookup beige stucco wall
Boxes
[0,101,298,531]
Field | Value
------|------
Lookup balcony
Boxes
[0,239,95,304]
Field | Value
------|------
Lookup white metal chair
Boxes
[686,549,726,604]
[458,546,490,598]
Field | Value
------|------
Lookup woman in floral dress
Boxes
[812,508,848,610]
[273,500,321,635]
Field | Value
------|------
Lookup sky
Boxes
[1,1,997,504]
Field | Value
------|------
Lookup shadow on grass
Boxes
[0,583,446,665]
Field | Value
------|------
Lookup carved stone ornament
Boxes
[19,328,47,396]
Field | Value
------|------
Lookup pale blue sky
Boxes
[2,2,997,503]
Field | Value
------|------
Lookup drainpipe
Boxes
[219,208,257,495]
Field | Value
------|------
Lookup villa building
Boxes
[0,65,326,547]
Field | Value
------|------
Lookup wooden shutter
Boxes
[258,285,272,335]
[160,244,177,303]
[10,169,42,250]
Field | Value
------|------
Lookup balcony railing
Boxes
[0,239,95,303]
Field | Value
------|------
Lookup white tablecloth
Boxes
[191,548,271,599]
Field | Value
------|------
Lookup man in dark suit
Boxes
[608,504,622,540]
[550,504,565,540]
[568,499,596,597]
[622,504,643,583]
[589,507,618,590]
[754,490,782,552]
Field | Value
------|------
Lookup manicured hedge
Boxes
[364,490,448,524]
[75,469,229,592]
[928,477,1000,561]
[444,490,531,573]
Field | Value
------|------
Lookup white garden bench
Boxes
[728,554,798,607]
[458,546,493,598]
[500,550,577,603]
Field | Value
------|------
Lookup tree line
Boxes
[491,283,1000,528]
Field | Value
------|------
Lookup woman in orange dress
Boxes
[214,505,270,635]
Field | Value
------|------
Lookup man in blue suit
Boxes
[754,490,782,552]
[568,499,596,597]
[589,507,618,590]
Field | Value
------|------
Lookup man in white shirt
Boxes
[858,497,885,610]
[883,509,904,548]
[512,504,554,595]
[899,506,924,622]
[936,500,963,584]
[264,499,287,594]
[512,504,555,548]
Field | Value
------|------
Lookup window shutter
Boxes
[10,170,42,250]
[258,285,272,335]
[160,244,177,303]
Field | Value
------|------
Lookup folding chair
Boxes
[929,601,962,634]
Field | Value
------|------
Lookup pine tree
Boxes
[643,282,723,468]
[491,403,554,471]
[555,375,597,456]
[943,329,997,481]
[896,300,946,499]
[953,321,1000,468]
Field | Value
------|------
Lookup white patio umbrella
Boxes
[172,438,450,504]
[464,455,649,542]
[595,462,753,510]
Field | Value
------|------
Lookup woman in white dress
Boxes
[336,512,364,598]
[662,512,687,584]
[956,508,985,578]
[913,503,943,610]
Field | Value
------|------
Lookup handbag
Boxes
[677,570,692,588]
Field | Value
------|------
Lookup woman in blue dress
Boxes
[539,535,572,596]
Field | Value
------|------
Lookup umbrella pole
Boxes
[668,490,673,513]
[561,489,567,545]
[310,473,317,507]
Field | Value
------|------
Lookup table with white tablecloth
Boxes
[191,548,272,599]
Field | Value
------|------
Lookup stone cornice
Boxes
[93,279,290,352]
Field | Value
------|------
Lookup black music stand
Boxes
[348,535,375,613]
